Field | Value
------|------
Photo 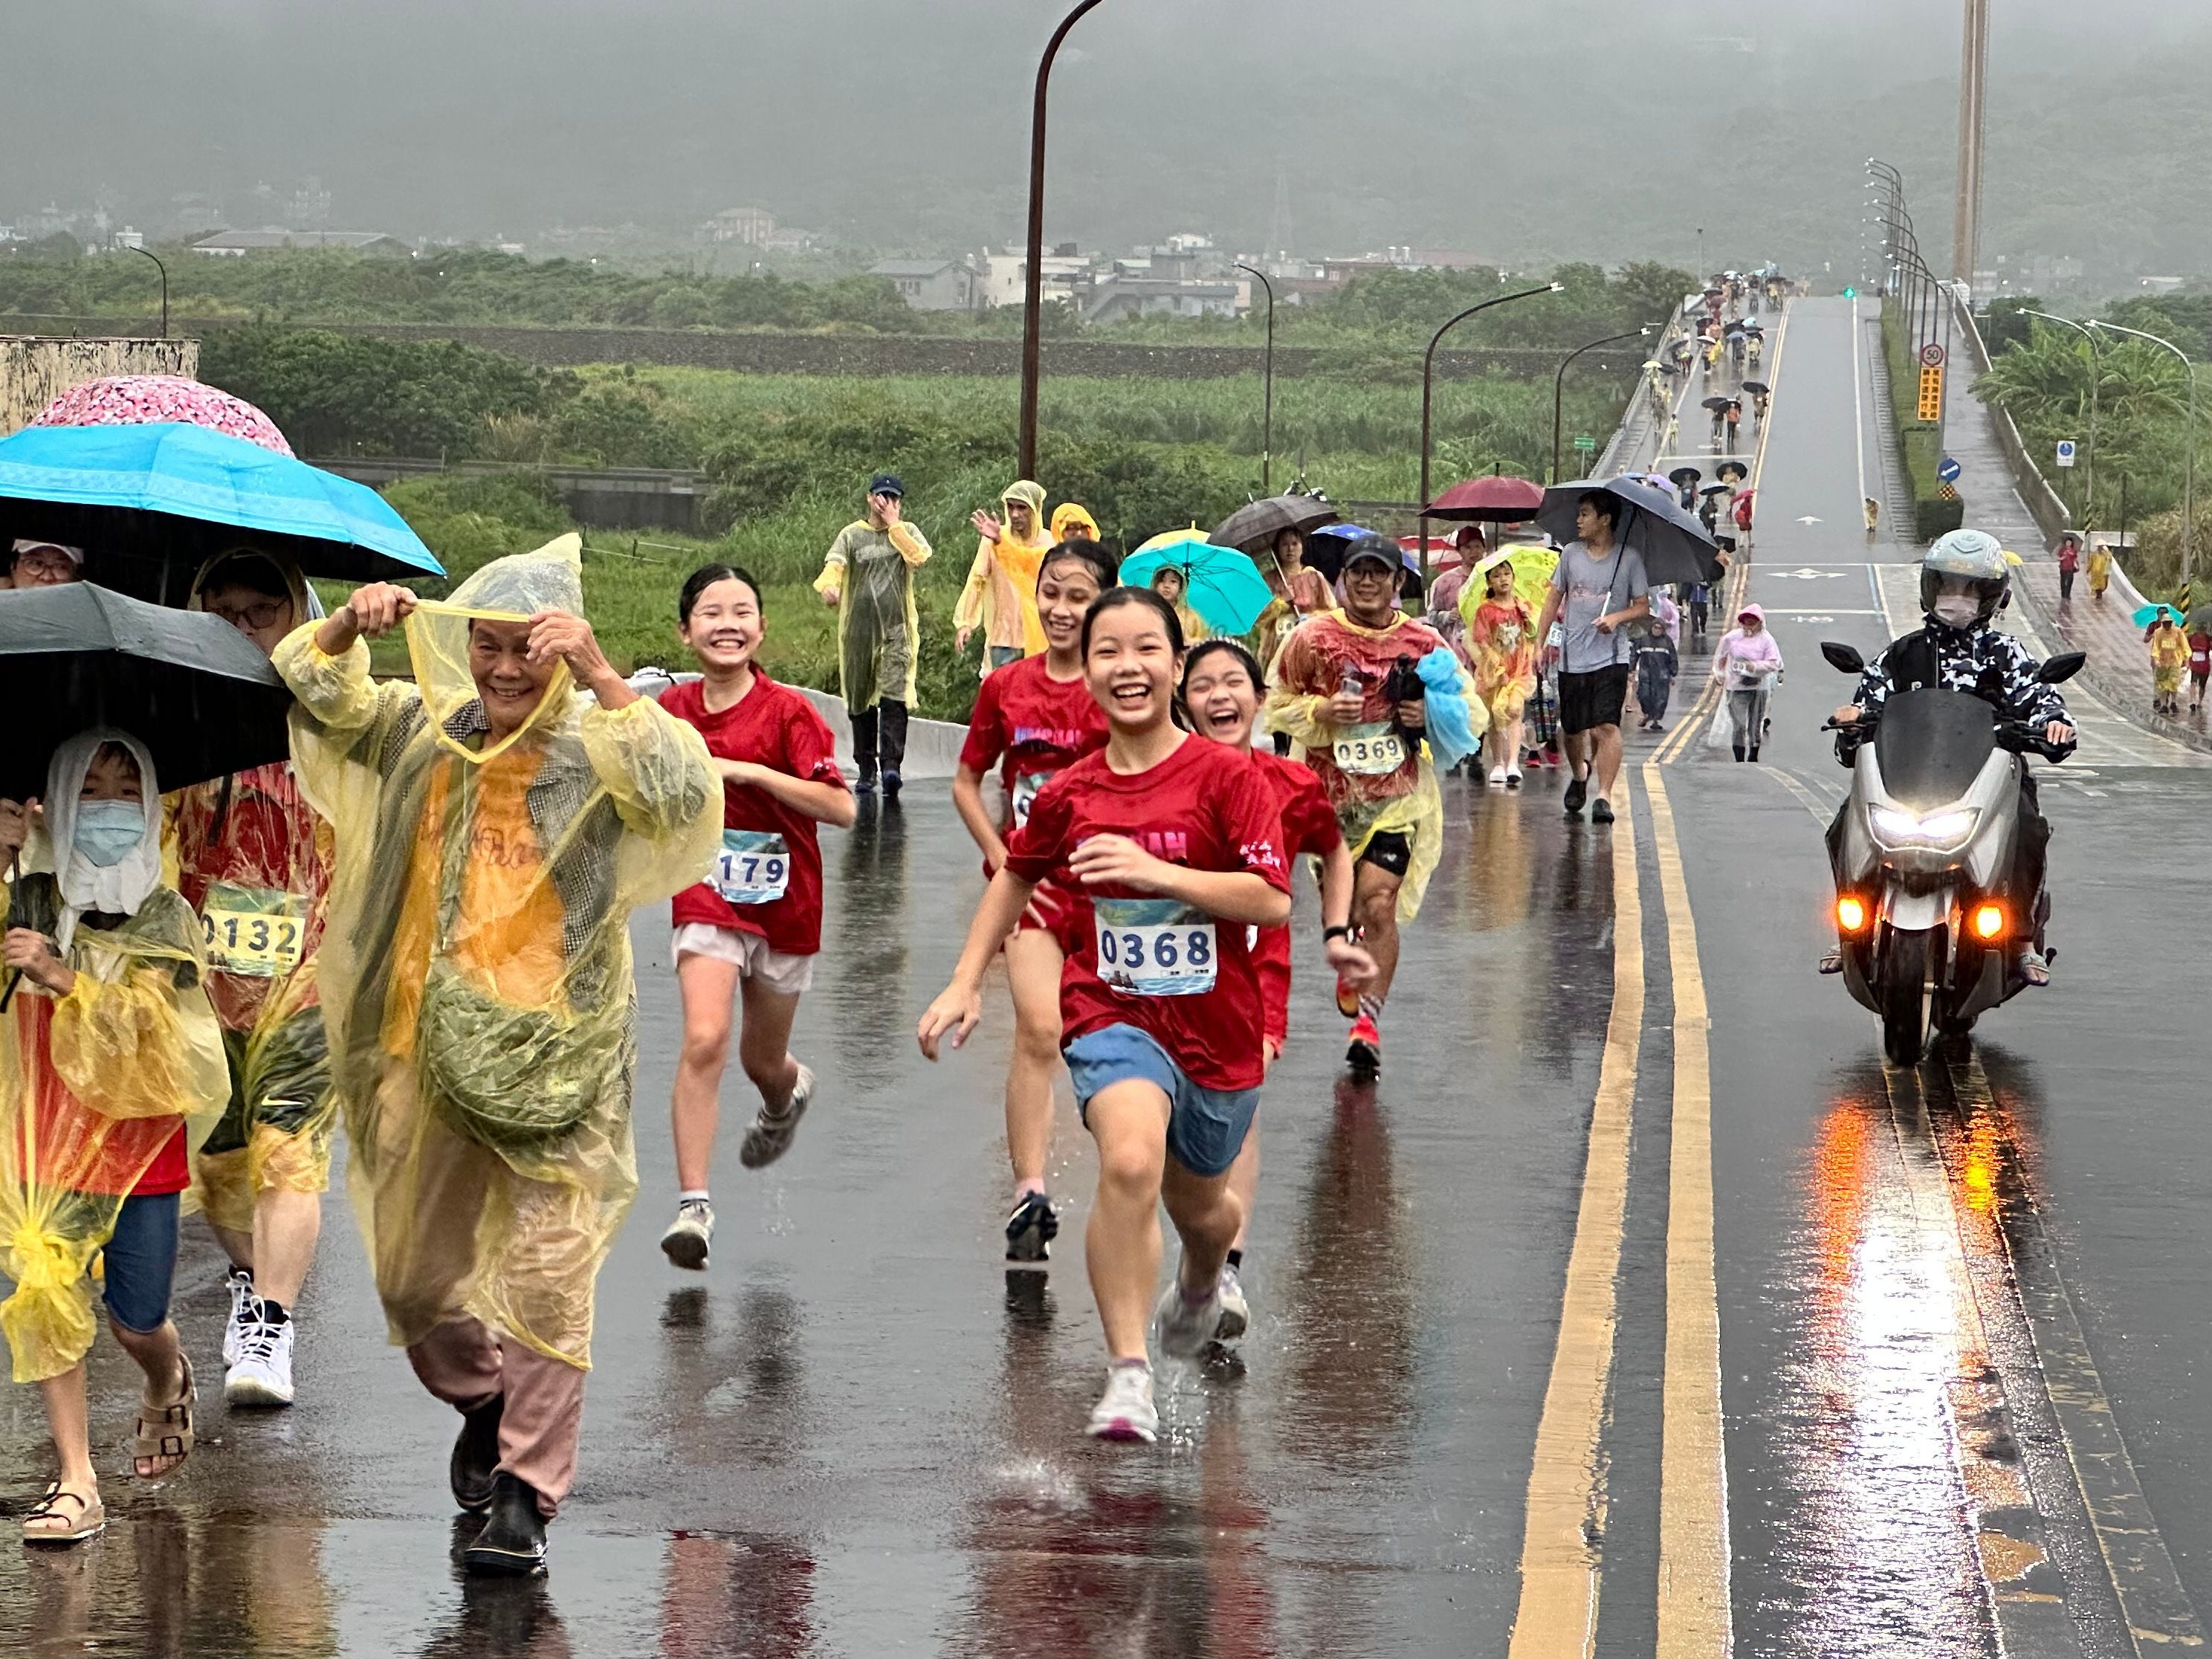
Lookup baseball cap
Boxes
[868,473,905,499]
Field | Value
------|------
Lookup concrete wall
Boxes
[1,334,198,434]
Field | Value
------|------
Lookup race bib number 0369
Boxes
[1333,721,1408,777]
[199,881,307,978]
[1094,898,1217,998]
[714,830,790,905]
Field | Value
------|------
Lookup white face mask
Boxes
[1931,593,1981,629]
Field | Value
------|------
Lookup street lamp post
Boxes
[2021,308,2099,524]
[1420,282,1562,540]
[1235,262,1276,494]
[2092,318,2199,599]
[129,244,168,339]
[1016,0,1107,482]
[1552,327,1652,484]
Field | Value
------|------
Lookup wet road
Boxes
[10,299,2212,1658]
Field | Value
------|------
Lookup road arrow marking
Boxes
[1797,515,1823,524]
[1775,568,1847,580]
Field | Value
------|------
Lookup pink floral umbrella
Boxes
[30,375,294,457]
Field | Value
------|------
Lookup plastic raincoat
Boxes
[273,536,720,1368]
[813,514,933,712]
[1461,572,1540,725]
[2150,623,2190,699]
[173,555,337,1233]
[1050,502,1099,543]
[1265,611,1483,923]
[0,730,227,1383]
[955,481,1051,657]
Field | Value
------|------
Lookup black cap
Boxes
[869,472,905,499]
[1342,533,1400,571]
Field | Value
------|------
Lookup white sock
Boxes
[679,1189,711,1206]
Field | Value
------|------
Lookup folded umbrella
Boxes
[1122,529,1273,636]
[1423,475,1544,523]
[0,422,442,606]
[1209,492,1339,556]
[1537,476,1721,588]
[0,581,292,799]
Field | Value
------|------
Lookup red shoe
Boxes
[1335,974,1361,1018]
[1345,1014,1382,1076]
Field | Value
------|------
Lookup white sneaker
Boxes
[221,1267,255,1368]
[740,1063,814,1170]
[1085,1362,1158,1443]
[1154,1273,1225,1361]
[1214,1264,1250,1343]
[1487,764,1508,786]
[659,1198,714,1270]
[225,1304,296,1408]
[1505,766,1524,790]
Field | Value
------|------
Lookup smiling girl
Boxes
[919,589,1290,1443]
[657,564,856,1270]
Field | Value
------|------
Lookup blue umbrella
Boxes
[2133,602,2182,628]
[1538,476,1722,587]
[1303,521,1382,585]
[0,421,442,604]
[1121,528,1273,636]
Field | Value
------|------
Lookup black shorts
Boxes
[1557,664,1632,736]
[1359,830,1412,878]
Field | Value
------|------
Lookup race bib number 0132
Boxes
[1332,721,1408,777]
[199,881,308,978]
[714,830,790,905]
[1094,898,1217,998]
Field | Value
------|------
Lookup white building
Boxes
[870,258,983,311]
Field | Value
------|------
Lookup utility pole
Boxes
[1953,0,1991,289]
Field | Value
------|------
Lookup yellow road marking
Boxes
[1642,768,1733,1656]
[1507,789,1642,1659]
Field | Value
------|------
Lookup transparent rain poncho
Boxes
[0,733,229,1383]
[272,535,720,1367]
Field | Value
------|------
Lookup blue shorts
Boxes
[100,1191,181,1334]
[1064,1024,1258,1180]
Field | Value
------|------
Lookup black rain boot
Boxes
[450,1394,505,1513]
[878,699,910,797]
[850,706,880,793]
[1733,744,1746,762]
[463,1472,549,1576]
[1747,745,1760,763]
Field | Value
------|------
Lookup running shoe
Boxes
[1334,973,1361,1018]
[221,1267,255,1368]
[1487,763,1508,786]
[1214,1264,1250,1343]
[1086,1362,1158,1443]
[1004,1191,1059,1266]
[1346,1013,1382,1076]
[882,769,903,799]
[224,1301,296,1408]
[1505,766,1523,791]
[740,1063,815,1169]
[659,1197,715,1270]
[1563,776,1588,816]
[1154,1275,1225,1361]
[1591,798,1616,825]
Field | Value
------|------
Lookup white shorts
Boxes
[671,924,816,997]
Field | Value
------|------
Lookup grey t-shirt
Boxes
[1552,539,1650,673]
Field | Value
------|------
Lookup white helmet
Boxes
[1921,527,2010,624]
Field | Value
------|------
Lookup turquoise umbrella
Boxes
[0,421,442,605]
[2133,602,2182,628]
[1121,528,1273,636]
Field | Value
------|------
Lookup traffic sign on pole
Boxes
[1917,365,1945,422]
[1573,434,1596,453]
[1937,456,1962,483]
[2055,440,2077,469]
[1919,341,1947,368]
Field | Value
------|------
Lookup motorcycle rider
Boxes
[1820,528,2077,985]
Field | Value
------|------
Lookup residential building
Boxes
[192,229,411,257]
[870,258,983,311]
[977,242,1093,310]
[702,207,777,245]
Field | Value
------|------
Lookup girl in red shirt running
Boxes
[658,565,856,1270]
[1182,639,1374,1343]
[919,589,1290,1444]
[951,540,1115,1265]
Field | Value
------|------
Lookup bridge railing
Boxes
[1947,294,2074,548]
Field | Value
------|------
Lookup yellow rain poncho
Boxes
[954,480,1051,657]
[272,535,720,1368]
[814,514,934,711]
[0,730,228,1383]
[1050,502,1100,543]
[173,554,338,1232]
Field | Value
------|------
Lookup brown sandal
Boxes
[22,1482,105,1544]
[132,1354,195,1480]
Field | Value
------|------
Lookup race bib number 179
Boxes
[714,830,790,905]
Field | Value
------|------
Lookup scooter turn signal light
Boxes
[1835,895,1869,934]
[1971,902,2006,940]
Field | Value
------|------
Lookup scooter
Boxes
[1818,640,2083,1065]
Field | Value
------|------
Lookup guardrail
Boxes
[1947,294,2074,546]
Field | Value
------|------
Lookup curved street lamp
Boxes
[2090,317,2199,598]
[1017,0,1107,481]
[1552,326,1651,484]
[1234,262,1276,493]
[2020,308,2101,523]
[129,244,168,339]
[1420,281,1562,539]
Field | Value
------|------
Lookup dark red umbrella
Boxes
[1423,475,1544,523]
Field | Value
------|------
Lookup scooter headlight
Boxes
[1869,805,1979,848]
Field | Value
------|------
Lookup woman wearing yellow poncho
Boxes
[272,534,720,1576]
[956,479,1052,667]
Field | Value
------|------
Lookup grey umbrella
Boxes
[1537,477,1724,587]
[1209,493,1340,556]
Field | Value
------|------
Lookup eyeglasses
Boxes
[208,598,291,631]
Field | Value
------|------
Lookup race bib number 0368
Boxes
[1333,721,1408,777]
[199,881,308,978]
[1093,898,1217,998]
[714,830,790,905]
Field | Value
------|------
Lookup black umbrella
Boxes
[1742,381,1772,397]
[1668,465,1704,488]
[1537,477,1721,587]
[1209,493,1339,557]
[1715,459,1750,482]
[1724,319,1748,334]
[1701,395,1736,413]
[0,582,292,799]
[1700,482,1733,497]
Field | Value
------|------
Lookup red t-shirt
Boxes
[1248,748,1344,1048]
[2190,631,2211,675]
[959,653,1111,832]
[662,673,847,957]
[1004,736,1289,1092]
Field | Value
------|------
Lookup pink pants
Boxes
[407,1316,585,1517]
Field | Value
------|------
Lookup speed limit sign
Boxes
[1919,342,1947,368]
